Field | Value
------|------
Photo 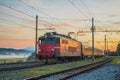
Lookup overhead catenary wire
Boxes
[0,0,91,32]
[17,0,53,18]
[0,18,35,29]
[0,0,119,50]
[78,0,92,17]
[75,0,114,31]
[0,2,51,28]
[0,20,33,33]
[0,12,58,30]
[0,0,105,34]
[0,0,113,30]
[76,0,105,27]
[0,2,58,29]
[19,0,91,23]
[72,0,91,18]
[72,0,110,30]
[0,2,34,18]
[0,12,33,23]
[18,0,91,22]
[0,14,57,31]
[68,0,90,19]
[18,0,74,30]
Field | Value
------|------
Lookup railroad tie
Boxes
[115,73,120,80]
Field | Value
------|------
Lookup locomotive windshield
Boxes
[40,37,60,44]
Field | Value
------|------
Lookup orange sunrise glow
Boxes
[0,0,120,51]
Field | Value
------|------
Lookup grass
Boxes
[0,57,106,79]
[0,66,67,78]
[112,56,120,65]
[0,58,27,64]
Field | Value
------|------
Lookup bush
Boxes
[27,52,36,61]
[16,60,23,63]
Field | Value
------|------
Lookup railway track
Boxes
[25,58,111,80]
[0,60,78,71]
[115,73,120,80]
[0,61,43,71]
[0,61,56,71]
[59,59,111,80]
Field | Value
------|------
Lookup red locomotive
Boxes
[38,32,103,63]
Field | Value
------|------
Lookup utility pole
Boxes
[91,17,95,61]
[104,35,106,55]
[35,15,38,61]
[104,33,112,56]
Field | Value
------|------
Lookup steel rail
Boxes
[25,58,111,80]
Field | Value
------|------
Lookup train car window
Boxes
[68,46,77,52]
[62,40,68,44]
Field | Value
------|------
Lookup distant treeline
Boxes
[0,48,32,55]
[116,43,120,55]
[108,43,120,56]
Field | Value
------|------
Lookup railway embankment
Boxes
[0,57,106,80]
[69,56,120,80]
[1,57,119,80]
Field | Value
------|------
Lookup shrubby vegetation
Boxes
[16,60,23,63]
[107,42,120,56]
[27,52,36,61]
[116,43,120,56]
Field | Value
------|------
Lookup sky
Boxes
[0,0,120,51]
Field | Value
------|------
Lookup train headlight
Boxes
[39,49,42,52]
[51,49,54,52]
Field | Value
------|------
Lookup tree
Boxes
[116,43,120,56]
[27,52,36,61]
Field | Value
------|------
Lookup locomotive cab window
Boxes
[38,38,45,44]
[38,39,41,44]
[39,38,60,44]
[55,38,60,43]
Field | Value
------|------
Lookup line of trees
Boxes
[107,42,120,56]
[116,42,120,56]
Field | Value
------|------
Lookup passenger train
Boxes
[38,32,103,63]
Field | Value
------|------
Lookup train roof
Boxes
[81,42,102,51]
[39,32,102,51]
[39,32,78,42]
[81,42,92,47]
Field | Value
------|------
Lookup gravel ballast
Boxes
[69,63,120,80]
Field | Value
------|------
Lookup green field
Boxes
[0,58,27,64]
[0,57,106,79]
[112,56,120,65]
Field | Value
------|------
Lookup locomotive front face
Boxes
[38,37,60,60]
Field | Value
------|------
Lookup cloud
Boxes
[54,23,77,30]
[108,14,118,18]
[0,38,34,49]
[95,26,105,31]
[55,23,73,28]
[112,22,120,26]
[23,0,42,7]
